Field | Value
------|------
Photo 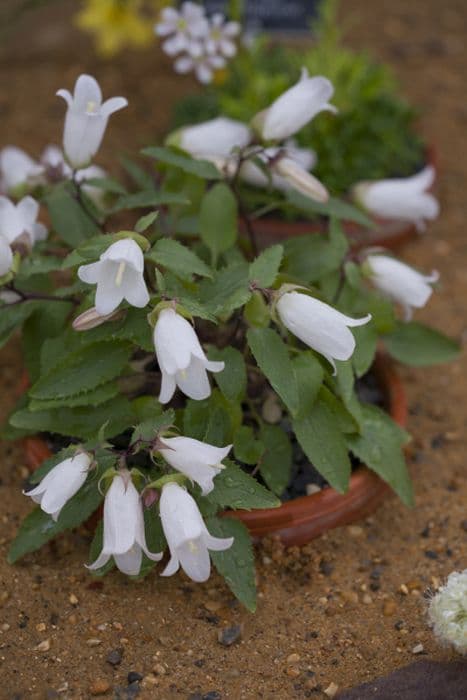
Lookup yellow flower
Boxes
[75,0,154,57]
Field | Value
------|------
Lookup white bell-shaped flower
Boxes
[366,254,439,321]
[157,436,232,495]
[155,2,209,56]
[0,195,47,247]
[0,146,44,195]
[57,74,128,169]
[0,235,13,276]
[154,308,224,403]
[24,452,91,521]
[254,68,337,141]
[276,291,371,373]
[78,238,150,316]
[176,117,251,159]
[353,166,439,231]
[159,482,233,582]
[88,472,163,576]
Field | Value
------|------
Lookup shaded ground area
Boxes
[0,1,466,698]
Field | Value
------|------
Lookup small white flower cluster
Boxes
[428,570,467,655]
[154,1,240,84]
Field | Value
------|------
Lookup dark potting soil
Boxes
[40,371,384,503]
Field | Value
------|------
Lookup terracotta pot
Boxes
[245,147,437,252]
[21,353,407,548]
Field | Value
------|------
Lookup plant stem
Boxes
[72,172,104,230]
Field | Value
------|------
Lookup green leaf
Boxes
[293,397,351,493]
[10,396,135,440]
[207,459,279,510]
[0,300,43,349]
[45,182,99,246]
[131,409,175,444]
[142,146,221,180]
[200,262,251,318]
[282,231,348,283]
[287,190,372,227]
[247,327,299,415]
[112,189,190,212]
[120,155,154,189]
[384,322,461,367]
[352,323,378,378]
[85,176,127,195]
[207,517,257,612]
[8,449,116,564]
[335,360,362,429]
[148,238,212,280]
[259,424,292,496]
[209,346,247,402]
[183,390,241,445]
[135,210,159,233]
[29,381,120,412]
[199,183,238,263]
[292,351,324,415]
[346,404,413,505]
[21,301,72,382]
[61,233,116,269]
[244,290,270,328]
[249,245,283,287]
[233,426,264,465]
[18,255,64,277]
[30,341,133,400]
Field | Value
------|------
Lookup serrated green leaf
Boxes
[200,262,251,318]
[135,210,159,233]
[0,300,43,349]
[247,327,299,415]
[207,459,279,511]
[143,146,221,180]
[148,238,212,280]
[384,322,461,367]
[61,233,115,269]
[282,231,347,283]
[292,351,324,415]
[293,397,351,493]
[112,189,190,212]
[346,404,413,505]
[259,424,292,496]
[199,182,238,264]
[244,290,270,328]
[352,323,378,378]
[249,245,283,287]
[21,301,72,382]
[18,255,64,277]
[207,516,256,611]
[29,381,119,411]
[335,360,362,429]
[45,182,100,246]
[209,346,247,401]
[131,409,175,444]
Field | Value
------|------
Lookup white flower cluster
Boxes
[428,570,467,654]
[155,1,240,84]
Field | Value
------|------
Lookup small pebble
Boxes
[141,674,158,688]
[425,550,439,560]
[412,643,424,654]
[36,623,46,632]
[35,639,51,652]
[400,584,409,595]
[217,624,242,647]
[89,680,111,696]
[203,693,221,700]
[362,594,372,605]
[153,663,166,676]
[383,600,397,617]
[305,484,322,496]
[87,638,102,646]
[324,681,339,697]
[106,648,124,667]
[286,653,301,664]
[286,667,300,678]
[69,594,79,606]
[127,672,143,684]
[348,526,364,538]
[204,601,222,613]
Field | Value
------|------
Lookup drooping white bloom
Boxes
[78,238,150,316]
[155,2,209,57]
[0,235,13,277]
[41,145,107,207]
[276,291,372,372]
[273,156,329,203]
[176,117,252,159]
[428,570,467,655]
[205,13,240,58]
[353,166,439,231]
[88,472,162,576]
[239,145,321,199]
[254,68,337,141]
[24,452,91,521]
[159,482,233,582]
[57,74,128,169]
[157,437,232,495]
[0,146,43,195]
[0,195,47,247]
[366,254,439,321]
[174,52,226,84]
[154,308,224,403]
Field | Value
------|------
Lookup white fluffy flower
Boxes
[366,254,439,321]
[0,235,13,277]
[88,472,162,576]
[154,308,224,403]
[176,117,251,159]
[0,195,47,247]
[155,2,209,57]
[205,13,240,58]
[353,166,439,231]
[78,238,150,316]
[0,146,43,195]
[174,52,226,84]
[157,437,231,495]
[24,452,91,521]
[254,68,337,141]
[159,482,233,582]
[276,291,371,372]
[57,74,127,169]
[428,570,467,655]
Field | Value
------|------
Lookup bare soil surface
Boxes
[0,1,466,698]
